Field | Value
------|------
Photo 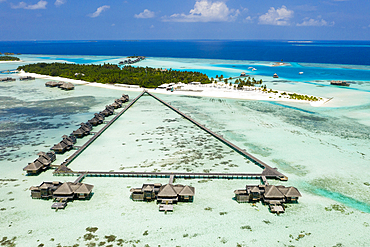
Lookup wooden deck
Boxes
[56,171,268,180]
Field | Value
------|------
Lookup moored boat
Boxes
[330,80,350,86]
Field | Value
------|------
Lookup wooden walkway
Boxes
[55,91,145,173]
[146,91,285,179]
[55,90,286,181]
[57,171,267,180]
[73,172,87,183]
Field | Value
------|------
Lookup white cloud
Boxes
[55,0,66,6]
[89,5,110,18]
[163,0,239,22]
[258,5,293,26]
[245,16,253,23]
[297,17,334,26]
[11,0,47,9]
[134,9,155,19]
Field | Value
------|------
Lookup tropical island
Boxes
[17,62,211,88]
[0,55,20,61]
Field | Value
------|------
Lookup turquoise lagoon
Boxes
[1,55,370,246]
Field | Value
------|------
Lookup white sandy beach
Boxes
[18,71,329,106]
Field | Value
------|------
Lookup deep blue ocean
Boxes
[1,40,370,66]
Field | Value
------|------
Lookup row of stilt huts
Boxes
[23,94,129,175]
[0,76,35,81]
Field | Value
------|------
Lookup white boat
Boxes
[299,72,304,75]
[252,68,257,71]
[248,67,253,69]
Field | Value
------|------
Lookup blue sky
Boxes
[0,0,369,40]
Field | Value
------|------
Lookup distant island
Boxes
[17,63,211,88]
[0,55,20,61]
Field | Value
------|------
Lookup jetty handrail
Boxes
[146,91,284,177]
[60,170,270,179]
[57,90,146,170]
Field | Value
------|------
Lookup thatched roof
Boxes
[75,183,94,193]
[143,184,154,192]
[23,161,43,171]
[234,189,246,194]
[262,168,283,177]
[285,187,302,197]
[52,142,67,150]
[54,182,73,195]
[264,185,285,199]
[172,184,184,194]
[251,186,260,193]
[72,128,85,135]
[158,184,177,197]
[179,185,195,196]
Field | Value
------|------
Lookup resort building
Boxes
[72,123,92,138]
[30,181,94,209]
[51,135,76,154]
[23,151,56,174]
[130,183,195,212]
[59,82,74,90]
[234,184,301,213]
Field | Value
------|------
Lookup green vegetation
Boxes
[234,76,263,88]
[287,93,319,101]
[0,55,20,61]
[17,62,211,88]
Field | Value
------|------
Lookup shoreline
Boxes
[18,71,329,106]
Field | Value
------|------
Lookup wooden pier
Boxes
[57,171,267,180]
[55,91,145,173]
[146,91,285,179]
[55,90,287,181]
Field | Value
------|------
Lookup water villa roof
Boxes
[23,161,43,172]
[179,185,195,196]
[158,184,177,197]
[285,187,302,197]
[172,184,184,194]
[143,184,154,191]
[54,182,74,196]
[75,183,94,193]
[264,185,285,199]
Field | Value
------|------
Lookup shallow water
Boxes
[1,55,370,246]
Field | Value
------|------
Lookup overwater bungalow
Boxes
[19,76,35,81]
[0,77,16,82]
[111,99,123,109]
[72,127,89,138]
[88,117,100,126]
[52,182,94,200]
[100,106,114,116]
[273,73,279,78]
[51,140,69,153]
[30,181,63,199]
[51,135,75,153]
[30,181,94,209]
[59,82,75,90]
[130,183,195,206]
[71,123,92,138]
[118,94,129,103]
[23,151,56,174]
[234,184,301,213]
[130,183,162,201]
[45,81,62,87]
[240,72,247,77]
